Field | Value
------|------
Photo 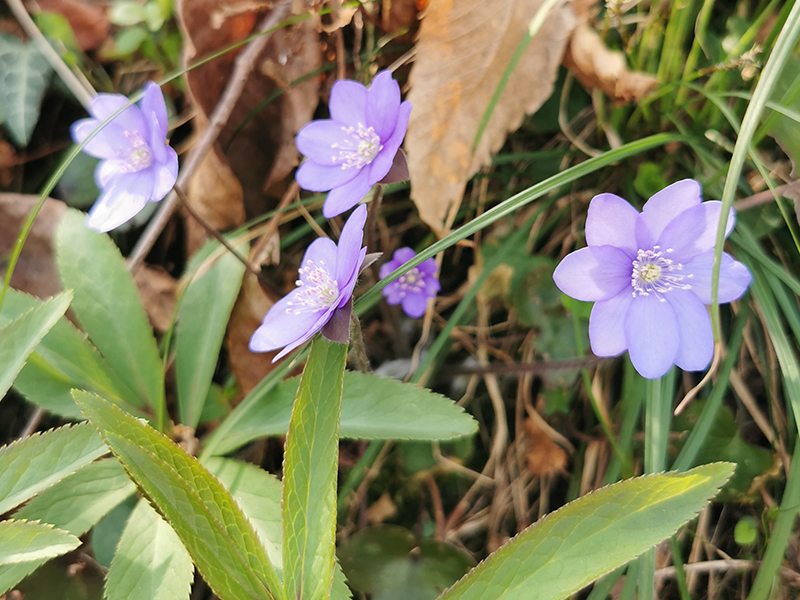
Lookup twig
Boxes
[18,407,45,439]
[127,1,293,273]
[733,180,800,211]
[444,355,603,376]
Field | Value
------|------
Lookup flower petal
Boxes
[402,293,429,318]
[89,93,148,137]
[392,247,417,266]
[296,160,360,193]
[322,172,373,218]
[149,146,178,201]
[85,171,153,232]
[641,179,702,242]
[553,246,632,302]
[337,247,367,310]
[624,294,680,379]
[665,290,713,372]
[139,82,168,142]
[656,201,736,263]
[585,193,639,256]
[366,71,401,140]
[335,204,368,284]
[71,119,129,159]
[249,292,331,361]
[367,101,411,184]
[589,289,633,357]
[329,79,368,127]
[682,250,752,304]
[95,159,129,188]
[298,238,338,286]
[296,120,351,165]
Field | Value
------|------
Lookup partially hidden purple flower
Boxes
[379,247,440,318]
[553,179,752,379]
[295,70,412,219]
[249,204,369,361]
[70,82,178,233]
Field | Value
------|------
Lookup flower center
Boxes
[286,259,339,314]
[397,268,425,298]
[332,123,382,170]
[121,130,153,172]
[631,247,691,299]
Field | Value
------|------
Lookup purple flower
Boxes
[70,82,178,232]
[553,179,752,379]
[249,204,368,361]
[295,70,412,219]
[379,248,440,318]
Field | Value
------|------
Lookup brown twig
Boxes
[733,180,800,211]
[126,1,293,273]
[444,355,603,376]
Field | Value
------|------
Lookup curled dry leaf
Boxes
[563,22,658,104]
[406,0,575,233]
[524,417,567,477]
[134,265,178,333]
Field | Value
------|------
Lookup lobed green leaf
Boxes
[0,520,80,565]
[0,36,51,146]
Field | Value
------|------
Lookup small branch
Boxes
[733,180,800,211]
[18,407,45,439]
[127,1,293,273]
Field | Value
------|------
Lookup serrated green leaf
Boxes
[0,290,71,401]
[176,247,246,428]
[206,371,476,456]
[15,459,135,536]
[105,499,193,600]
[0,520,80,564]
[0,423,106,515]
[72,390,285,600]
[1,287,144,419]
[56,210,163,410]
[283,336,348,600]
[0,36,52,146]
[439,464,735,600]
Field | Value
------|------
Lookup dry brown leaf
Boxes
[0,193,66,298]
[406,0,575,233]
[524,417,567,477]
[365,492,398,524]
[33,0,110,51]
[563,22,658,104]
[134,265,177,333]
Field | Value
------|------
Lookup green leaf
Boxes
[207,371,477,455]
[0,35,52,146]
[105,499,194,600]
[0,520,80,564]
[15,459,135,536]
[282,336,348,600]
[0,291,71,401]
[176,246,246,428]
[108,1,146,26]
[72,390,285,600]
[56,210,163,410]
[438,464,734,600]
[0,423,106,515]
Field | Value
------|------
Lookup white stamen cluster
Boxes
[121,130,153,172]
[286,259,339,314]
[331,123,382,170]
[631,247,691,300]
[395,267,426,299]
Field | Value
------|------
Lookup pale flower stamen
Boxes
[331,123,382,170]
[631,246,692,300]
[121,130,153,172]
[396,267,425,299]
[286,260,339,314]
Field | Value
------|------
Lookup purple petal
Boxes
[418,257,438,276]
[299,238,339,286]
[424,275,441,296]
[401,292,429,318]
[249,292,332,361]
[296,160,359,192]
[640,179,702,242]
[392,247,417,265]
[664,290,713,372]
[89,93,148,137]
[149,146,178,201]
[336,247,367,310]
[367,101,411,184]
[296,120,351,165]
[95,159,129,188]
[139,82,168,142]
[71,119,129,159]
[553,246,632,302]
[329,79,368,127]
[589,289,633,357]
[683,250,752,304]
[656,201,736,263]
[379,148,409,184]
[585,193,639,256]
[624,294,680,379]
[383,281,404,304]
[366,71,401,140]
[85,171,153,232]
[322,172,373,218]
[321,298,352,344]
[335,204,368,284]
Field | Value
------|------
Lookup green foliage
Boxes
[176,246,246,428]
[105,500,193,600]
[734,517,758,547]
[15,459,135,536]
[0,520,80,564]
[56,210,164,413]
[0,35,51,146]
[282,336,347,600]
[0,423,106,515]
[72,390,285,600]
[438,464,734,600]
[0,291,71,402]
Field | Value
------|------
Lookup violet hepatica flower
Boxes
[380,247,441,318]
[553,179,752,379]
[70,82,178,232]
[295,70,412,219]
[250,204,368,361]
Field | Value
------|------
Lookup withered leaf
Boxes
[524,417,567,477]
[134,265,177,333]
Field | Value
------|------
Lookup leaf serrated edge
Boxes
[0,519,81,565]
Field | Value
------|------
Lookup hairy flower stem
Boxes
[349,312,371,373]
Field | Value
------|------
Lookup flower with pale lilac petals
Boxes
[553,179,752,379]
[249,205,368,361]
[295,70,412,219]
[380,248,440,318]
[70,82,178,232]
